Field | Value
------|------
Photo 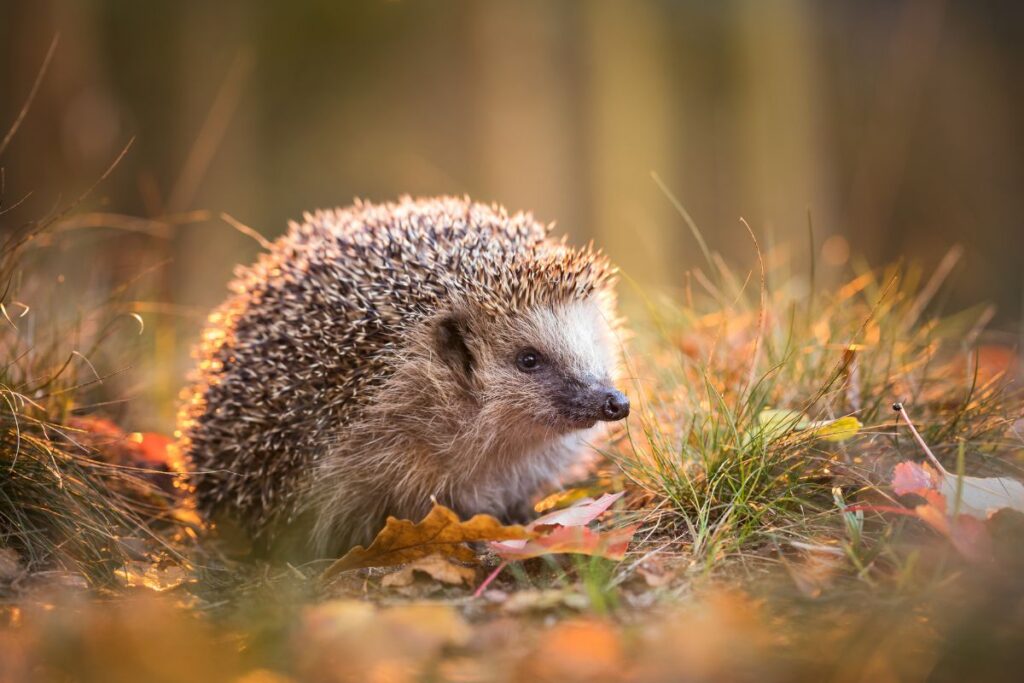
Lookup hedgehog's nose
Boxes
[600,389,630,421]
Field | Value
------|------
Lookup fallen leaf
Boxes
[892,460,1024,520]
[323,505,531,577]
[130,432,187,472]
[43,572,90,591]
[380,554,475,588]
[881,461,995,561]
[938,473,1024,519]
[233,669,297,683]
[757,408,806,427]
[531,492,624,530]
[488,491,633,562]
[534,486,610,513]
[970,344,1021,384]
[806,416,863,442]
[756,409,806,441]
[892,461,939,495]
[474,493,637,596]
[491,524,638,562]
[755,409,862,443]
[501,588,590,614]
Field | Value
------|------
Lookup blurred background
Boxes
[2,0,1023,429]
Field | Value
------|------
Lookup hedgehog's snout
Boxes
[600,389,630,421]
[555,381,630,428]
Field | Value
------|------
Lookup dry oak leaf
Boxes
[323,504,531,578]
[380,554,476,588]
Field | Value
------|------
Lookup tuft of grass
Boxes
[0,213,180,592]
[0,43,179,589]
[616,234,1023,571]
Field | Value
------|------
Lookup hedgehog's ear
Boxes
[435,314,475,384]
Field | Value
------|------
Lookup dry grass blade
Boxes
[0,35,59,157]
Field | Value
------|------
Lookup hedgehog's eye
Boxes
[515,348,543,372]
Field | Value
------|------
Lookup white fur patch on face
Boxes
[521,298,619,384]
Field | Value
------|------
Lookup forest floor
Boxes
[3,213,1024,683]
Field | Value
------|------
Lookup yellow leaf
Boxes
[806,416,863,442]
[755,410,862,444]
[322,504,531,577]
[535,486,607,513]
[758,409,808,430]
[751,409,807,445]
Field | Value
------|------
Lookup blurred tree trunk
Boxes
[166,3,258,428]
[732,0,833,275]
[583,0,677,295]
[471,1,585,236]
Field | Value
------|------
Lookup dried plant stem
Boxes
[473,561,508,598]
[892,402,947,474]
[0,35,59,157]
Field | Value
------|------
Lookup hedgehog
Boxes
[181,196,629,558]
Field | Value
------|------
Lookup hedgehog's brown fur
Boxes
[182,196,624,557]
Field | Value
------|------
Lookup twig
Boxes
[892,402,946,474]
[473,561,507,598]
[221,212,273,250]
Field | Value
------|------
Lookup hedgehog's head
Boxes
[419,230,627,448]
[433,295,627,439]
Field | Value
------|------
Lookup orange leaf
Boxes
[323,505,531,577]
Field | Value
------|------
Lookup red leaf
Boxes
[492,524,639,562]
[892,461,939,496]
[476,491,635,596]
